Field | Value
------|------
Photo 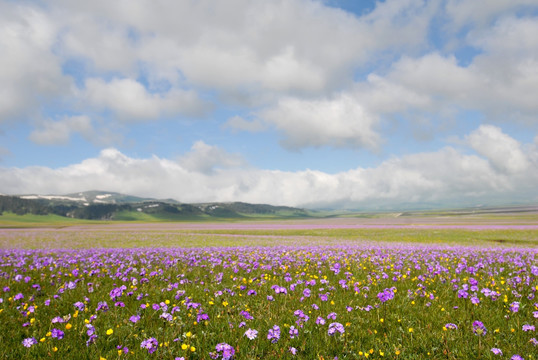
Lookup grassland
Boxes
[1,226,538,249]
[1,214,537,359]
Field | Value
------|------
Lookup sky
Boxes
[1,0,538,210]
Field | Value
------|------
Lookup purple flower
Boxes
[51,316,64,324]
[22,337,37,348]
[51,328,65,339]
[197,312,210,322]
[244,328,258,340]
[445,323,458,330]
[240,310,253,320]
[267,325,281,343]
[215,343,235,360]
[289,347,298,355]
[509,301,520,313]
[472,321,487,336]
[470,296,480,305]
[377,288,395,302]
[511,355,524,360]
[140,337,158,354]
[130,314,141,323]
[316,316,326,325]
[328,322,345,336]
[327,312,337,320]
[491,348,503,355]
[289,326,298,339]
[73,301,85,311]
[160,312,173,322]
[522,324,535,332]
[96,301,109,312]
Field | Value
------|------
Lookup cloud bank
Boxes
[1,0,537,210]
[2,126,536,209]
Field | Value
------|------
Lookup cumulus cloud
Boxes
[258,94,381,150]
[83,78,210,121]
[465,125,529,173]
[2,126,537,209]
[29,116,94,145]
[444,0,537,30]
[178,141,247,175]
[0,3,71,123]
[224,116,266,133]
[51,0,436,96]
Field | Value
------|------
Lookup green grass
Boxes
[0,246,536,359]
[0,212,106,228]
[1,226,537,249]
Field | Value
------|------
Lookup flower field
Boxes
[1,239,537,359]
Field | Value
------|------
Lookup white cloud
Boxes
[224,116,266,133]
[83,78,209,121]
[258,93,381,150]
[466,125,529,173]
[178,141,247,175]
[444,0,537,30]
[2,126,537,209]
[0,3,72,123]
[51,0,436,96]
[29,116,94,145]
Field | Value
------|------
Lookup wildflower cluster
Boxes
[0,244,537,359]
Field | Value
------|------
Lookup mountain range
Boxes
[0,190,311,221]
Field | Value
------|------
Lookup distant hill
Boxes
[18,190,179,205]
[0,191,311,221]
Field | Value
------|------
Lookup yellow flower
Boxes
[100,357,107,360]
[222,301,228,307]
[52,347,58,352]
[408,328,413,333]
[181,344,188,350]
[190,346,196,352]
[186,332,192,338]
[106,328,113,335]
[65,323,72,330]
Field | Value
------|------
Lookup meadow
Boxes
[0,219,537,359]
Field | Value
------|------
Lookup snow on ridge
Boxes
[20,195,87,202]
[95,194,112,199]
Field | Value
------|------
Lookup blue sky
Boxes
[1,0,537,210]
